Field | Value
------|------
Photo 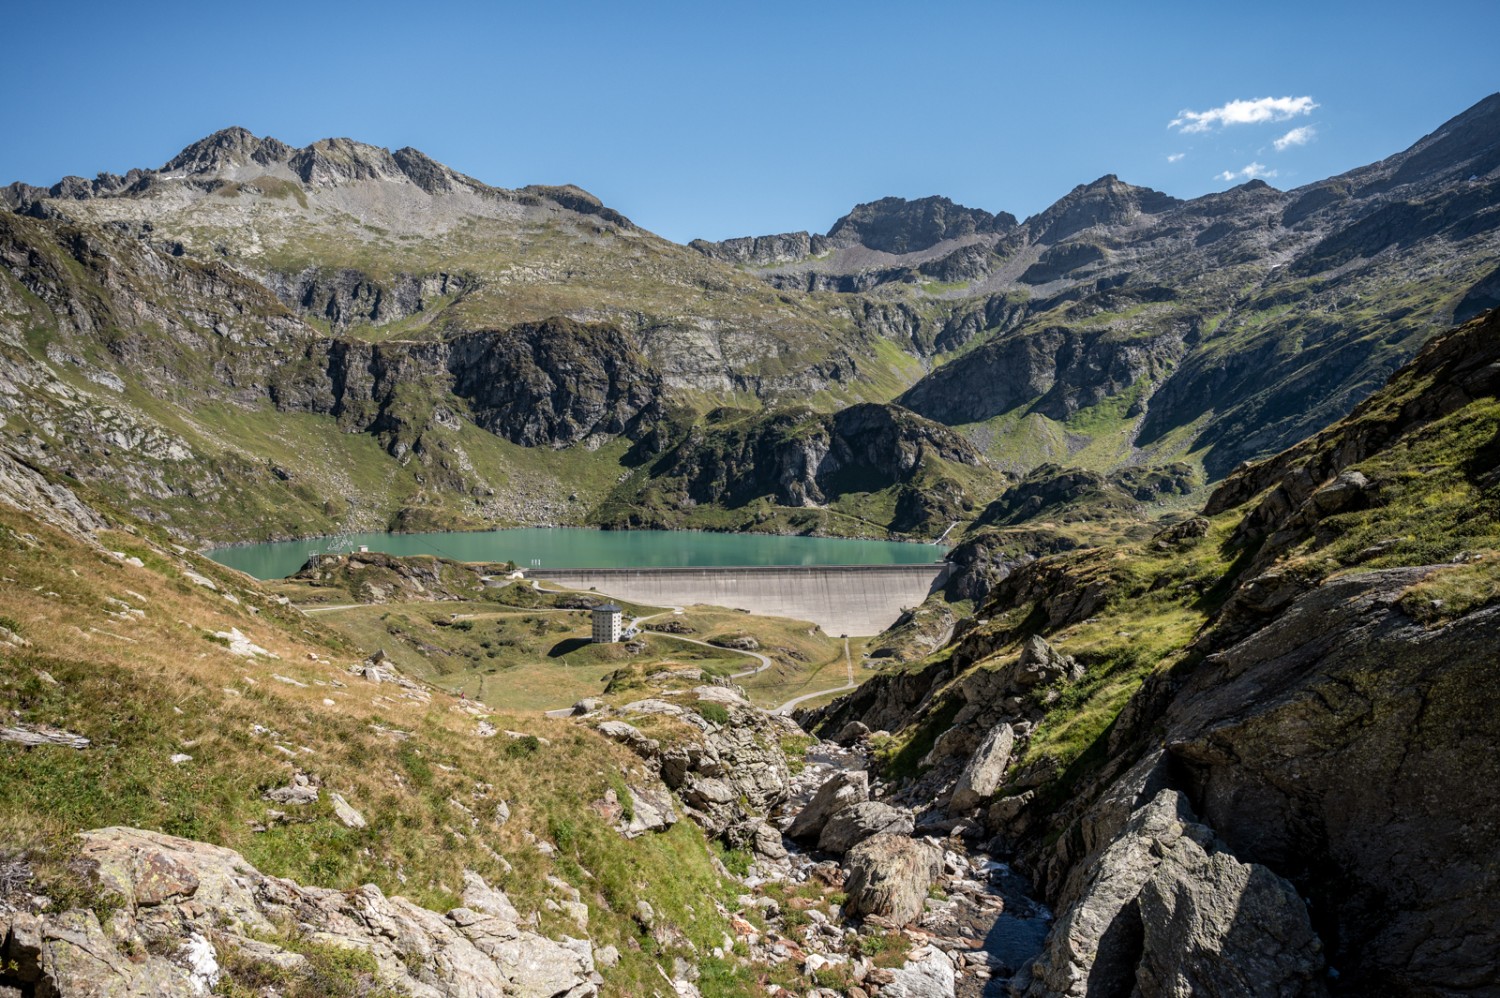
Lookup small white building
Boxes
[591,604,623,643]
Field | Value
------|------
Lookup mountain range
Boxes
[0,94,1496,546]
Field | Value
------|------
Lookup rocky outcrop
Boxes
[449,319,664,448]
[939,527,1081,605]
[842,834,943,927]
[265,267,473,331]
[0,826,596,998]
[898,325,1183,426]
[619,688,792,839]
[1022,175,1181,246]
[1017,788,1323,998]
[611,400,984,535]
[824,196,1017,255]
[1205,306,1500,562]
[1152,569,1500,994]
[0,450,107,540]
[267,316,665,457]
[689,231,826,267]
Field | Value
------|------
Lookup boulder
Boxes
[728,818,789,860]
[1012,635,1081,688]
[595,720,660,759]
[842,834,942,927]
[1309,470,1370,514]
[881,944,956,998]
[817,802,914,855]
[621,784,678,838]
[329,792,367,830]
[833,720,871,745]
[787,770,868,840]
[948,722,1015,812]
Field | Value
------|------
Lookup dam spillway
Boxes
[527,563,949,636]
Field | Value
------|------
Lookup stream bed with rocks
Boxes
[741,740,1052,997]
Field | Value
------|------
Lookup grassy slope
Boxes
[868,316,1500,796]
[0,508,769,996]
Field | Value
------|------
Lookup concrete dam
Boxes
[528,563,949,636]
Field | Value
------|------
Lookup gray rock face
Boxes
[786,770,868,841]
[842,834,942,927]
[273,317,665,458]
[1018,788,1322,998]
[948,722,1014,812]
[1136,829,1326,997]
[447,319,664,448]
[266,267,473,332]
[1,826,596,998]
[688,231,824,267]
[816,801,914,855]
[1161,569,1500,995]
[899,325,1184,427]
[824,196,1017,255]
[610,401,985,535]
[0,451,107,541]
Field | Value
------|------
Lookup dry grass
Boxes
[0,509,755,995]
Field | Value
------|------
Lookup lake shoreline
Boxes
[207,526,950,581]
[198,520,950,554]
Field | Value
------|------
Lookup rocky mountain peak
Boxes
[287,137,407,187]
[391,146,461,193]
[1024,174,1181,245]
[825,195,1018,254]
[162,126,292,175]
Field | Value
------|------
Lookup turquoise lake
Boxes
[207,528,948,580]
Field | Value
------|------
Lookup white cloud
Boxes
[1216,162,1278,182]
[1171,96,1318,133]
[1167,153,1185,163]
[1274,125,1316,151]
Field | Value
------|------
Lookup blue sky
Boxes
[3,0,1496,243]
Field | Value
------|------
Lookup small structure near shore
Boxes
[591,604,623,643]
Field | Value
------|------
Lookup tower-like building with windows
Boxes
[591,604,623,643]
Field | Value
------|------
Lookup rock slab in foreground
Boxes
[1,826,596,998]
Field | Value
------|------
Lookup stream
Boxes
[773,741,1052,996]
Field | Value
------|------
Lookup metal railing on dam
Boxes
[527,563,950,636]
